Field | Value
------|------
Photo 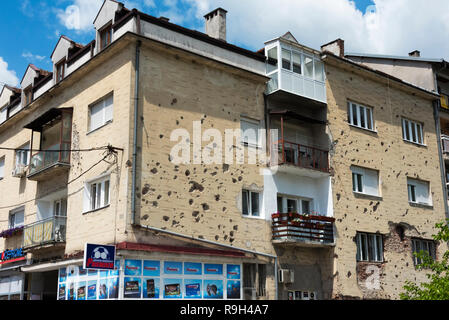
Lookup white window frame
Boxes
[278,46,325,82]
[15,142,30,168]
[53,198,67,217]
[411,238,436,265]
[351,166,380,197]
[9,207,24,229]
[277,194,313,215]
[407,178,431,205]
[84,175,111,213]
[242,189,260,217]
[240,117,261,148]
[347,101,375,131]
[88,93,113,133]
[0,156,4,180]
[356,232,383,262]
[402,118,424,145]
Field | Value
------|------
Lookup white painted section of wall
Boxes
[0,107,7,124]
[8,102,22,118]
[66,50,91,77]
[34,80,54,100]
[0,87,13,109]
[262,169,333,220]
[140,21,266,76]
[94,0,120,55]
[113,17,136,40]
[20,66,38,89]
[52,38,71,65]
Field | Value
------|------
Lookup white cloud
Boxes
[22,52,46,62]
[0,57,19,92]
[182,0,449,60]
[56,0,103,32]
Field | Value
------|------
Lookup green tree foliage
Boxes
[400,220,449,300]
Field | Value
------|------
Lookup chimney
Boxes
[321,39,345,58]
[409,50,420,58]
[204,8,227,41]
[159,16,170,22]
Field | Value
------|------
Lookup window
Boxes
[56,59,65,83]
[53,198,67,217]
[240,118,261,147]
[347,101,374,131]
[88,94,113,132]
[267,47,278,67]
[23,86,33,106]
[15,143,30,168]
[277,195,313,215]
[402,118,424,145]
[292,52,301,74]
[281,48,291,70]
[243,263,266,299]
[304,56,314,78]
[84,176,110,212]
[9,208,24,229]
[351,166,379,196]
[356,232,383,262]
[407,178,431,205]
[100,24,112,50]
[411,238,436,266]
[0,157,4,180]
[242,190,259,217]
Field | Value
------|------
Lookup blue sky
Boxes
[2,0,448,90]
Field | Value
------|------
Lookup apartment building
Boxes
[321,40,448,299]
[0,0,446,301]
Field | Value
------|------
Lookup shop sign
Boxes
[0,248,25,265]
[83,243,116,270]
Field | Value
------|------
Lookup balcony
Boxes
[442,134,449,154]
[23,216,67,249]
[441,94,449,110]
[28,143,71,179]
[271,213,335,246]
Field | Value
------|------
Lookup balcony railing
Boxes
[272,212,335,245]
[28,143,71,177]
[272,139,329,173]
[23,216,67,249]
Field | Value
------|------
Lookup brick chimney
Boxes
[204,8,227,42]
[409,50,420,57]
[321,39,345,58]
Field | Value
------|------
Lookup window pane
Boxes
[411,122,417,142]
[357,174,363,192]
[104,180,110,206]
[91,184,97,210]
[96,183,102,208]
[417,124,423,144]
[277,196,283,213]
[242,190,249,215]
[104,96,113,123]
[287,199,297,213]
[267,47,278,65]
[314,60,324,81]
[367,108,373,130]
[282,49,291,70]
[347,102,352,124]
[90,102,104,131]
[377,235,383,261]
[403,120,410,140]
[352,104,358,126]
[251,192,259,216]
[301,200,310,214]
[304,56,313,78]
[292,52,301,74]
[0,158,4,178]
[360,106,366,128]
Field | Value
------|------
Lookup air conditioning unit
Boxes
[12,165,27,178]
[278,269,294,283]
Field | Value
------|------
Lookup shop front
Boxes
[0,247,27,300]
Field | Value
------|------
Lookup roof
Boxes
[345,52,445,64]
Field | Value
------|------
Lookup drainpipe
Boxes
[434,99,449,218]
[131,40,141,226]
[136,224,279,300]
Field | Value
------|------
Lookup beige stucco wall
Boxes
[325,58,447,299]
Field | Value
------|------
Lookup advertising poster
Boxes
[67,282,75,300]
[108,277,119,299]
[124,277,141,298]
[99,279,108,299]
[58,283,66,300]
[203,280,223,299]
[204,264,223,275]
[184,262,202,275]
[87,281,97,300]
[226,280,241,299]
[226,265,241,279]
[59,268,67,283]
[100,270,109,278]
[83,243,115,271]
[78,267,87,277]
[164,261,182,275]
[88,269,98,276]
[109,260,120,277]
[184,279,202,299]
[125,259,142,276]
[143,278,160,299]
[77,282,86,300]
[143,260,160,277]
[163,279,182,299]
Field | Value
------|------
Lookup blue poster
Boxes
[100,270,109,278]
[58,284,66,300]
[108,277,119,299]
[67,282,75,300]
[164,261,182,275]
[184,262,202,275]
[87,281,97,300]
[204,264,223,275]
[143,260,160,277]
[59,268,67,283]
[99,279,108,299]
[78,267,87,276]
[77,282,86,300]
[125,259,142,276]
[203,280,223,299]
[184,279,202,299]
[164,279,182,299]
[226,264,241,279]
[143,278,160,299]
[88,269,98,276]
[109,260,120,277]
[124,277,141,299]
[227,280,241,299]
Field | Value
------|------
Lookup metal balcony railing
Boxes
[28,143,71,176]
[272,212,335,244]
[272,139,329,173]
[23,216,67,248]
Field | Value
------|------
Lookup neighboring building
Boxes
[0,0,447,301]
[321,40,448,299]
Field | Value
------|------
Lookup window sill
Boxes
[242,214,264,220]
[357,260,384,264]
[353,192,382,201]
[348,124,378,134]
[83,204,110,215]
[403,139,427,148]
[87,120,113,136]
[409,202,433,209]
